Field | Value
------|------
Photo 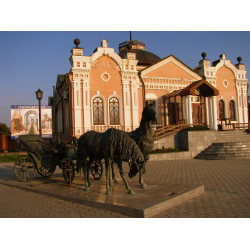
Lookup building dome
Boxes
[118,40,161,66]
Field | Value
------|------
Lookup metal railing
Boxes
[153,124,191,140]
[218,119,250,130]
[153,121,250,141]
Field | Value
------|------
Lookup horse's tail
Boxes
[76,146,82,174]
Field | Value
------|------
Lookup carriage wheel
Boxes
[14,155,36,182]
[37,165,55,178]
[62,162,75,184]
[90,161,103,180]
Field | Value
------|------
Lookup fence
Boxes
[0,134,18,152]
[218,119,250,130]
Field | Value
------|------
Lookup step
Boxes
[196,150,250,155]
[195,134,250,160]
[217,133,250,140]
[212,141,250,145]
[207,145,250,150]
[208,144,250,149]
[203,149,250,154]
[215,136,250,140]
[195,155,250,160]
[197,152,250,157]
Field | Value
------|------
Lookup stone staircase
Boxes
[195,130,250,160]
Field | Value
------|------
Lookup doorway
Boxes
[192,103,201,124]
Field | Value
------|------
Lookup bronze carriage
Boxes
[14,135,103,183]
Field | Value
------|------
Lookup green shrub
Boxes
[187,125,209,131]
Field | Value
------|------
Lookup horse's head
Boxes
[142,104,158,123]
[128,160,145,179]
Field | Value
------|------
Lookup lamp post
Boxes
[35,89,43,136]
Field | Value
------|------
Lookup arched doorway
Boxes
[218,100,225,120]
[229,100,236,121]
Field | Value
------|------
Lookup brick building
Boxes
[49,37,248,141]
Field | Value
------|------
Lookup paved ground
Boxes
[0,158,250,218]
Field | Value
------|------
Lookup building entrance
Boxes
[192,103,202,124]
[163,79,219,127]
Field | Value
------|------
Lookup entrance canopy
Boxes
[164,79,219,98]
[163,79,219,126]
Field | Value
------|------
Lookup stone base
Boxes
[149,151,192,161]
[0,176,204,218]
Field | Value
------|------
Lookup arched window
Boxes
[229,100,236,121]
[219,100,225,120]
[93,97,104,125]
[109,97,120,125]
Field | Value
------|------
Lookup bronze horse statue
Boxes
[109,103,157,188]
[77,128,145,195]
[127,103,158,188]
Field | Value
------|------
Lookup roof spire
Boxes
[130,31,132,41]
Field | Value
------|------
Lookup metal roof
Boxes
[119,49,161,64]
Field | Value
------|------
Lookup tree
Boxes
[0,123,11,136]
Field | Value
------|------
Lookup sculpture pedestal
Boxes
[0,176,204,218]
[71,179,204,218]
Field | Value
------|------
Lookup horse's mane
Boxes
[78,130,103,148]
[107,128,144,164]
[79,129,144,163]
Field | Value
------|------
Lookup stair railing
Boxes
[153,123,191,140]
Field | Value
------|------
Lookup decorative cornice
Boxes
[121,71,138,75]
[236,82,248,88]
[72,69,91,73]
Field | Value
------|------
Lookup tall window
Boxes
[219,100,225,120]
[93,97,104,125]
[109,97,120,125]
[229,100,236,121]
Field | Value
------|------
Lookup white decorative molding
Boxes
[102,39,108,48]
[72,69,91,73]
[222,79,229,88]
[145,93,158,100]
[214,60,237,77]
[100,71,111,82]
[91,47,122,66]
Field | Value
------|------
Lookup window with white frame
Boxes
[109,97,120,125]
[93,97,104,125]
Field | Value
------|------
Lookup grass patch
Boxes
[0,154,25,163]
[151,147,182,154]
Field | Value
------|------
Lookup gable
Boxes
[90,55,122,95]
[215,66,237,98]
[142,56,201,80]
[179,79,219,97]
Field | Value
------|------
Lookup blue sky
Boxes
[1,31,250,127]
